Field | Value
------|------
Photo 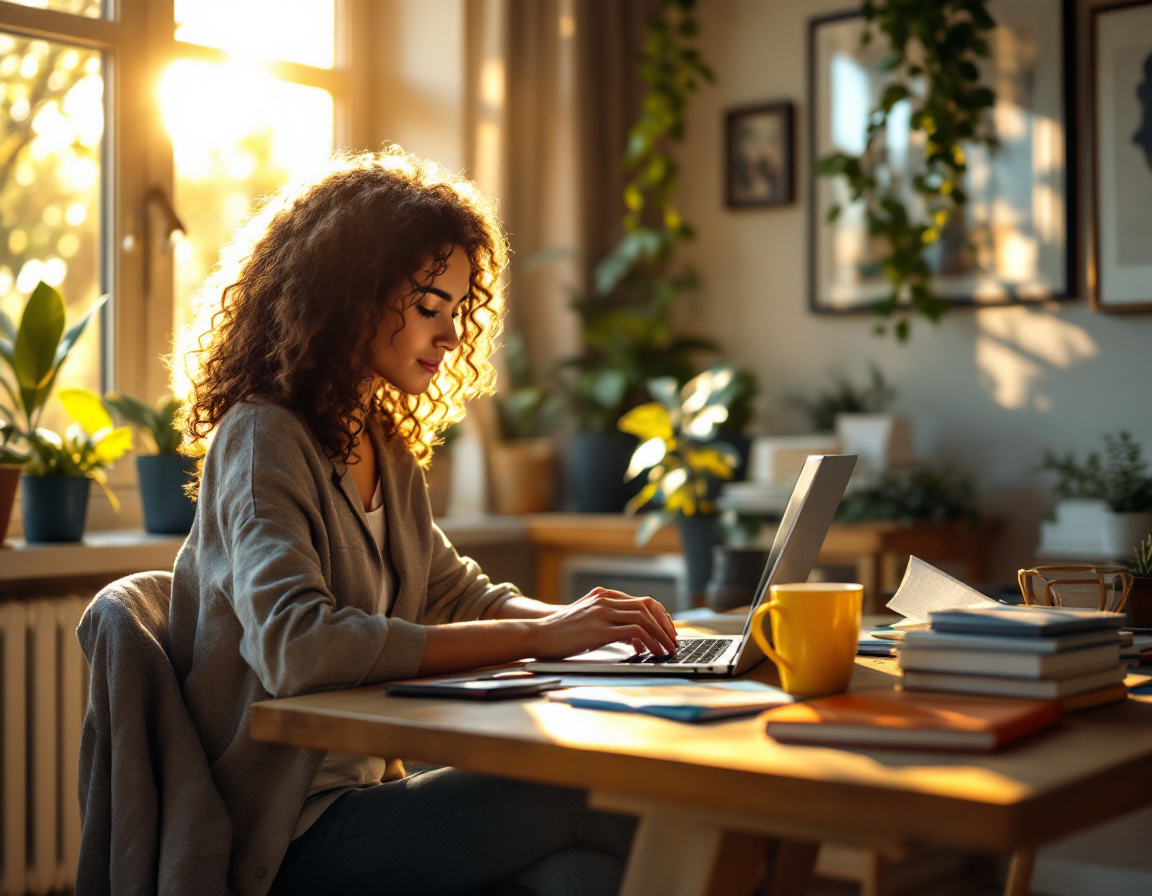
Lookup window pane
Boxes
[2,0,102,19]
[174,0,336,69]
[162,60,334,339]
[0,32,105,433]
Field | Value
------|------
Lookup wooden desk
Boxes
[522,513,996,611]
[251,661,1152,896]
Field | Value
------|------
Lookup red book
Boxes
[762,689,1063,752]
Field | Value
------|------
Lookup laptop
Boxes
[526,453,858,678]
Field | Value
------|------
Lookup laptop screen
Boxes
[731,454,857,668]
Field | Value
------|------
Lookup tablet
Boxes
[386,675,562,700]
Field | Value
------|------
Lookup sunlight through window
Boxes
[0,31,104,432]
[161,60,334,335]
[174,0,336,69]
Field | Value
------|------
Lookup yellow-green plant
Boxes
[619,365,741,545]
[24,387,132,509]
[0,280,106,461]
[103,392,184,455]
[1132,537,1152,579]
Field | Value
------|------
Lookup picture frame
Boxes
[725,102,795,208]
[1091,0,1152,312]
[808,1,1075,315]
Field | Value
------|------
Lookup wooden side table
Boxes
[521,514,996,611]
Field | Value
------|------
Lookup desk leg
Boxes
[535,547,564,604]
[619,814,767,896]
[856,554,882,614]
[618,814,818,896]
[763,839,821,896]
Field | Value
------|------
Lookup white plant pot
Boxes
[1101,511,1152,560]
[1038,499,1110,557]
[834,413,912,477]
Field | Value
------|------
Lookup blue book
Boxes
[546,683,793,722]
[928,605,1126,638]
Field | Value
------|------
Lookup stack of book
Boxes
[897,605,1130,710]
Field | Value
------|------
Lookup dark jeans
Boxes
[269,767,636,896]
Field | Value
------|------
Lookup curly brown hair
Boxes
[177,147,507,473]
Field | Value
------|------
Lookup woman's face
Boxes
[367,246,470,395]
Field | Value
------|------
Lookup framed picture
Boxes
[725,102,795,208]
[1091,0,1152,312]
[808,1,1075,314]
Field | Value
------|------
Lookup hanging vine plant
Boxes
[815,0,1000,341]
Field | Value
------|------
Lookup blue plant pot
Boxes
[137,454,197,535]
[20,475,90,543]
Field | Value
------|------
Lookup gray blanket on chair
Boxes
[75,570,231,896]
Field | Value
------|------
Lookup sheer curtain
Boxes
[464,0,660,374]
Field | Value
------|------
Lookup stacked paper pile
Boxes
[898,605,1129,710]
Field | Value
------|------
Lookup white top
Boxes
[294,476,397,838]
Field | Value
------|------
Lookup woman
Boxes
[167,147,678,896]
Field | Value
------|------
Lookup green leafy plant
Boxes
[103,392,184,455]
[0,280,106,460]
[24,387,132,509]
[835,465,980,526]
[792,363,895,433]
[815,0,999,341]
[1039,432,1152,514]
[1131,537,1152,578]
[619,365,743,545]
[494,332,565,441]
[559,0,716,431]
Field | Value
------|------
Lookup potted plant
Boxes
[834,465,981,527]
[103,392,197,534]
[1039,432,1152,558]
[22,387,131,541]
[1128,536,1152,629]
[490,332,565,515]
[791,364,910,477]
[558,0,716,512]
[619,365,742,598]
[0,280,107,541]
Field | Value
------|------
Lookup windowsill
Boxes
[0,531,187,584]
[0,516,530,585]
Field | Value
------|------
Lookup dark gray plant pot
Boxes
[20,475,90,542]
[678,514,722,602]
[564,430,641,513]
[137,454,197,535]
[705,546,771,613]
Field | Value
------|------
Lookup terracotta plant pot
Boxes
[490,438,556,515]
[1126,577,1152,629]
[0,464,21,544]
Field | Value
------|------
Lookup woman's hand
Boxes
[529,588,680,660]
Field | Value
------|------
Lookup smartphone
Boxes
[386,675,562,700]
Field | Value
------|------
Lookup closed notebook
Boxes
[762,689,1062,752]
[900,628,1122,654]
[901,663,1128,700]
[546,684,793,721]
[928,606,1126,638]
[897,642,1121,679]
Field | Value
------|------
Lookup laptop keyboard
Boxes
[624,637,729,665]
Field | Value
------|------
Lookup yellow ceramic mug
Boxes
[751,583,863,697]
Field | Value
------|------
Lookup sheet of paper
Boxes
[886,556,999,623]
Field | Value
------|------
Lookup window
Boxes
[0,0,367,528]
[1,2,108,432]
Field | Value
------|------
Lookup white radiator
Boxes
[1,596,90,896]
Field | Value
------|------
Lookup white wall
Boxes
[676,0,1152,583]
